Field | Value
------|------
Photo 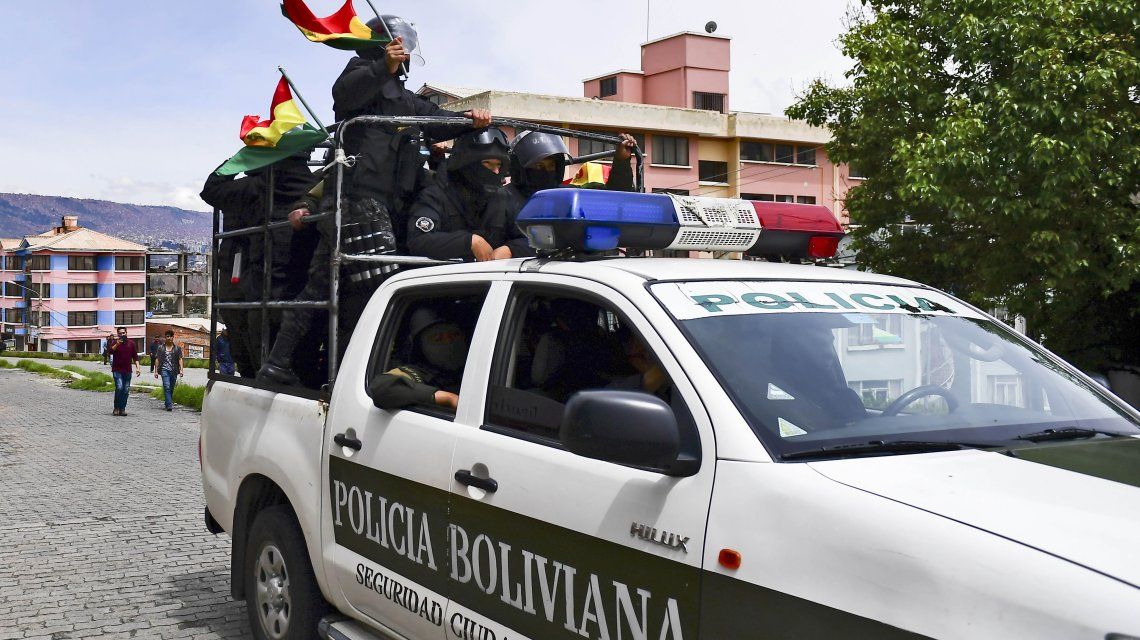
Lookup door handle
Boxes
[333,433,362,451]
[455,469,498,493]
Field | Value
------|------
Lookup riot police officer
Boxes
[405,127,513,261]
[200,153,320,378]
[258,15,491,386]
[487,131,637,257]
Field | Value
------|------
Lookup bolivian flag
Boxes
[216,78,328,176]
[240,78,306,147]
[565,162,612,189]
[281,0,389,50]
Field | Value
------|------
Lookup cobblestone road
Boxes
[0,368,250,639]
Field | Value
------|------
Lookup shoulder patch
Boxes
[415,216,435,233]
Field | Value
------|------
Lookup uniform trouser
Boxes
[218,307,256,377]
[265,198,399,376]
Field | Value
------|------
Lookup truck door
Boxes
[443,279,716,640]
[322,279,504,640]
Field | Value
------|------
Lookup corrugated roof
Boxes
[20,228,146,253]
[0,238,21,251]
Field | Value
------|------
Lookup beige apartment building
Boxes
[419,31,862,223]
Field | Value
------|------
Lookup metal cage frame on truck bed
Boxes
[207,115,644,396]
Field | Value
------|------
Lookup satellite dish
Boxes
[705,21,718,34]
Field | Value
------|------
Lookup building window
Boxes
[741,142,774,162]
[989,375,1024,407]
[651,188,691,196]
[651,135,689,166]
[425,93,448,106]
[39,311,52,327]
[847,315,904,348]
[115,283,144,298]
[848,162,867,179]
[741,193,775,201]
[68,255,96,271]
[848,379,904,410]
[68,311,97,327]
[68,339,101,354]
[69,283,96,299]
[796,146,817,166]
[775,144,795,164]
[698,160,729,184]
[115,310,145,325]
[28,255,50,271]
[692,91,725,112]
[796,196,817,205]
[775,195,795,203]
[115,256,145,271]
[599,76,617,98]
[578,132,646,159]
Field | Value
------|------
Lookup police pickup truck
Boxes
[200,189,1140,640]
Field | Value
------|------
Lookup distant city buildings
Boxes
[0,216,147,353]
[419,31,862,222]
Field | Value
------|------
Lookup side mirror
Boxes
[561,390,684,475]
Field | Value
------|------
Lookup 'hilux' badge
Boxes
[631,522,689,553]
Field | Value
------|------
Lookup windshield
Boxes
[653,280,1140,459]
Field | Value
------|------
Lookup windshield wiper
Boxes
[1014,427,1132,443]
[781,440,993,461]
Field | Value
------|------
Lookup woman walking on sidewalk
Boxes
[108,326,141,416]
[153,331,184,411]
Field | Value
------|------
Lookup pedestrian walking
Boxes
[108,327,141,416]
[153,330,184,411]
[215,328,236,375]
[148,336,162,373]
[101,332,116,365]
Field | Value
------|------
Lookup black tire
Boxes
[245,505,330,640]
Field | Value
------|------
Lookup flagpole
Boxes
[359,0,407,77]
[277,66,330,135]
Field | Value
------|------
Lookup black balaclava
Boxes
[522,162,564,195]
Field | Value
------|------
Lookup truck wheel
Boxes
[245,505,328,640]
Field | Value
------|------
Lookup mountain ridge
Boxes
[0,193,211,249]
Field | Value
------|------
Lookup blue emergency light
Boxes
[516,189,844,258]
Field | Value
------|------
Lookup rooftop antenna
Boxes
[646,0,650,42]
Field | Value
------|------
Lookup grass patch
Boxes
[0,358,13,368]
[16,359,77,380]
[61,366,116,392]
[3,351,209,369]
[151,383,205,411]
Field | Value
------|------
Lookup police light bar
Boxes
[516,189,844,259]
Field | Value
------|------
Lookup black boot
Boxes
[256,360,301,386]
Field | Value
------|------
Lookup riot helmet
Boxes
[448,127,510,196]
[510,131,571,196]
[361,15,425,69]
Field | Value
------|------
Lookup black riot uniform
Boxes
[406,128,511,260]
[200,155,320,378]
[258,15,478,387]
[486,131,635,257]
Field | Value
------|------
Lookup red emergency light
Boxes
[747,201,845,260]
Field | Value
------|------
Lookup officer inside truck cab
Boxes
[370,308,467,410]
[405,127,514,261]
[487,131,638,257]
[258,15,492,387]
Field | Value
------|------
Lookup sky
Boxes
[0,1,854,212]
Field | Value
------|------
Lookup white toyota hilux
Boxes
[200,190,1140,640]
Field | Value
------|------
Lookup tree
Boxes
[787,0,1140,371]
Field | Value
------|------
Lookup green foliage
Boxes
[16,359,76,380]
[62,366,115,392]
[1,351,209,368]
[150,383,205,411]
[0,358,13,368]
[787,0,1140,370]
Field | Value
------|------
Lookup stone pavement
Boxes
[3,357,209,389]
[0,368,250,639]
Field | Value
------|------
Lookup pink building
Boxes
[0,216,146,354]
[420,31,863,222]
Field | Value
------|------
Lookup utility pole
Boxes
[8,276,43,351]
